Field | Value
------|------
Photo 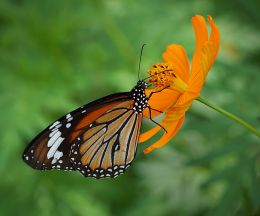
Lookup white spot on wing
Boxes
[50,121,60,129]
[47,137,64,159]
[48,131,62,147]
[51,151,63,164]
[66,113,73,122]
[49,128,59,138]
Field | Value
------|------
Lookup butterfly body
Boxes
[23,80,148,178]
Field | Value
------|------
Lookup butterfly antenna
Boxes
[138,44,146,80]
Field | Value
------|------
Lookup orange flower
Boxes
[139,15,220,154]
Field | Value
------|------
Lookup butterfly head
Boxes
[136,80,147,89]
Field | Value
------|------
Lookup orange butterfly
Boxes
[22,80,163,179]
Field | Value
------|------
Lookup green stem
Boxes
[196,97,260,138]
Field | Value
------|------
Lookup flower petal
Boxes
[208,15,220,60]
[207,15,220,71]
[189,15,208,88]
[188,15,220,96]
[143,88,180,118]
[162,44,190,82]
[197,17,220,80]
[164,101,191,121]
[191,15,208,67]
[140,100,190,152]
[143,116,185,154]
[139,125,161,143]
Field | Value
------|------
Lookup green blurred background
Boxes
[1,0,260,215]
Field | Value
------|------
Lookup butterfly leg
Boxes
[147,105,167,133]
[148,85,170,100]
[149,107,163,114]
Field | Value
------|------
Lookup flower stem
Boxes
[196,97,260,138]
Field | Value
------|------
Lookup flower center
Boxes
[147,63,188,93]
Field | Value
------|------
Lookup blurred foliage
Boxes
[0,0,260,215]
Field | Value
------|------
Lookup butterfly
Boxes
[22,80,159,179]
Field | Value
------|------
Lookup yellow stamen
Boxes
[147,63,188,93]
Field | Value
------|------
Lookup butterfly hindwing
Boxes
[70,101,143,178]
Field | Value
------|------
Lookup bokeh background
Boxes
[1,0,260,215]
